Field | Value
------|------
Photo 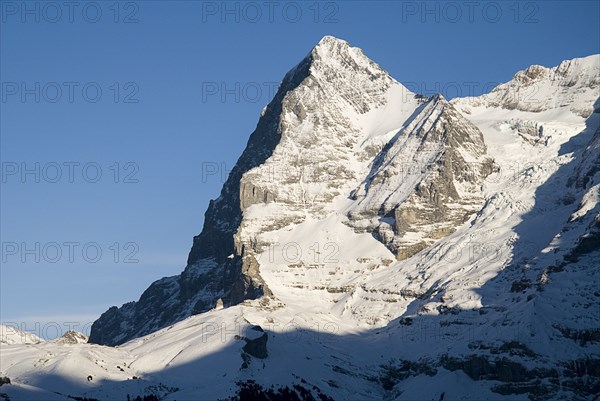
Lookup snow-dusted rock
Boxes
[52,330,88,345]
[454,54,599,117]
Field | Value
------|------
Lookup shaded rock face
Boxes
[224,380,335,401]
[568,105,600,191]
[440,354,600,401]
[348,95,495,260]
[564,115,600,263]
[242,326,268,359]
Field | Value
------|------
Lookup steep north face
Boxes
[89,37,495,346]
[89,38,599,369]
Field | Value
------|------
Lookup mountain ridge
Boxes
[7,35,591,400]
[89,38,599,351]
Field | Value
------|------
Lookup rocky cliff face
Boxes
[348,94,496,259]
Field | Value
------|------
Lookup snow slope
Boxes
[0,324,43,345]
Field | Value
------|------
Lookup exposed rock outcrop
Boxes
[348,94,495,260]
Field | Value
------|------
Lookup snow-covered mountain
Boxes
[1,37,598,401]
[0,324,43,345]
[52,331,89,345]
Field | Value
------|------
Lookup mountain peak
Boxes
[306,35,387,80]
[53,330,88,345]
[313,35,350,52]
[310,35,368,66]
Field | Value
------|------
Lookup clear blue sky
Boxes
[1,0,599,339]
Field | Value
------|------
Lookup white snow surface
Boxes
[0,324,43,345]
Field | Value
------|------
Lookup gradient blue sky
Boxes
[1,0,599,339]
